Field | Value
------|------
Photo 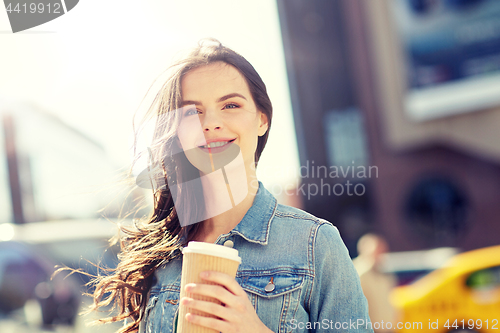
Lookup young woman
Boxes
[91,39,373,333]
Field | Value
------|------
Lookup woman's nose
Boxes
[202,109,223,131]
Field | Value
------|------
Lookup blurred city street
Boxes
[0,296,122,333]
[1,0,500,332]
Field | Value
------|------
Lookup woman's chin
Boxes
[185,143,245,174]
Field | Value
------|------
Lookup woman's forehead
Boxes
[181,62,250,99]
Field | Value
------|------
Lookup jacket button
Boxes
[223,240,234,248]
[265,282,275,292]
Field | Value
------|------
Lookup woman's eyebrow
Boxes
[180,93,246,107]
[217,93,247,103]
[181,100,201,107]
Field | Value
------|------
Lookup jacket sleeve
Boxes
[308,222,374,332]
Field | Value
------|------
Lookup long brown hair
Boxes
[89,38,273,333]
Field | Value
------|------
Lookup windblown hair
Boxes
[88,38,273,333]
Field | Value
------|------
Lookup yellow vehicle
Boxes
[391,245,500,333]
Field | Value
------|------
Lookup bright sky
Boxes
[0,0,300,189]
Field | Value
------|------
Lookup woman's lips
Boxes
[198,139,236,154]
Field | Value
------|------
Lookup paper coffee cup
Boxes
[177,241,241,333]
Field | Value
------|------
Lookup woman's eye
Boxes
[224,103,239,109]
[184,108,200,116]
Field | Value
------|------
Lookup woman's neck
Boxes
[193,161,259,243]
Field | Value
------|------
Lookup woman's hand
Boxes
[180,271,273,333]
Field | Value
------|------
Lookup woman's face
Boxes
[177,62,268,175]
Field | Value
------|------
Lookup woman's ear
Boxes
[257,111,269,137]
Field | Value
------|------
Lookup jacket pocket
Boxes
[141,285,180,333]
[140,294,158,333]
[238,270,306,333]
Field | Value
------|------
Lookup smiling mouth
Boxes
[198,139,236,150]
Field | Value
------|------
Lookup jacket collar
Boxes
[230,181,277,245]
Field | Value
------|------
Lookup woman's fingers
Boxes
[185,282,236,306]
[199,271,247,297]
[180,272,272,333]
[185,312,230,332]
[180,297,237,322]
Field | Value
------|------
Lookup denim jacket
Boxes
[139,182,373,332]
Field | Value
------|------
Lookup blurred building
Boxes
[277,0,500,254]
[0,101,140,329]
[1,101,136,225]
